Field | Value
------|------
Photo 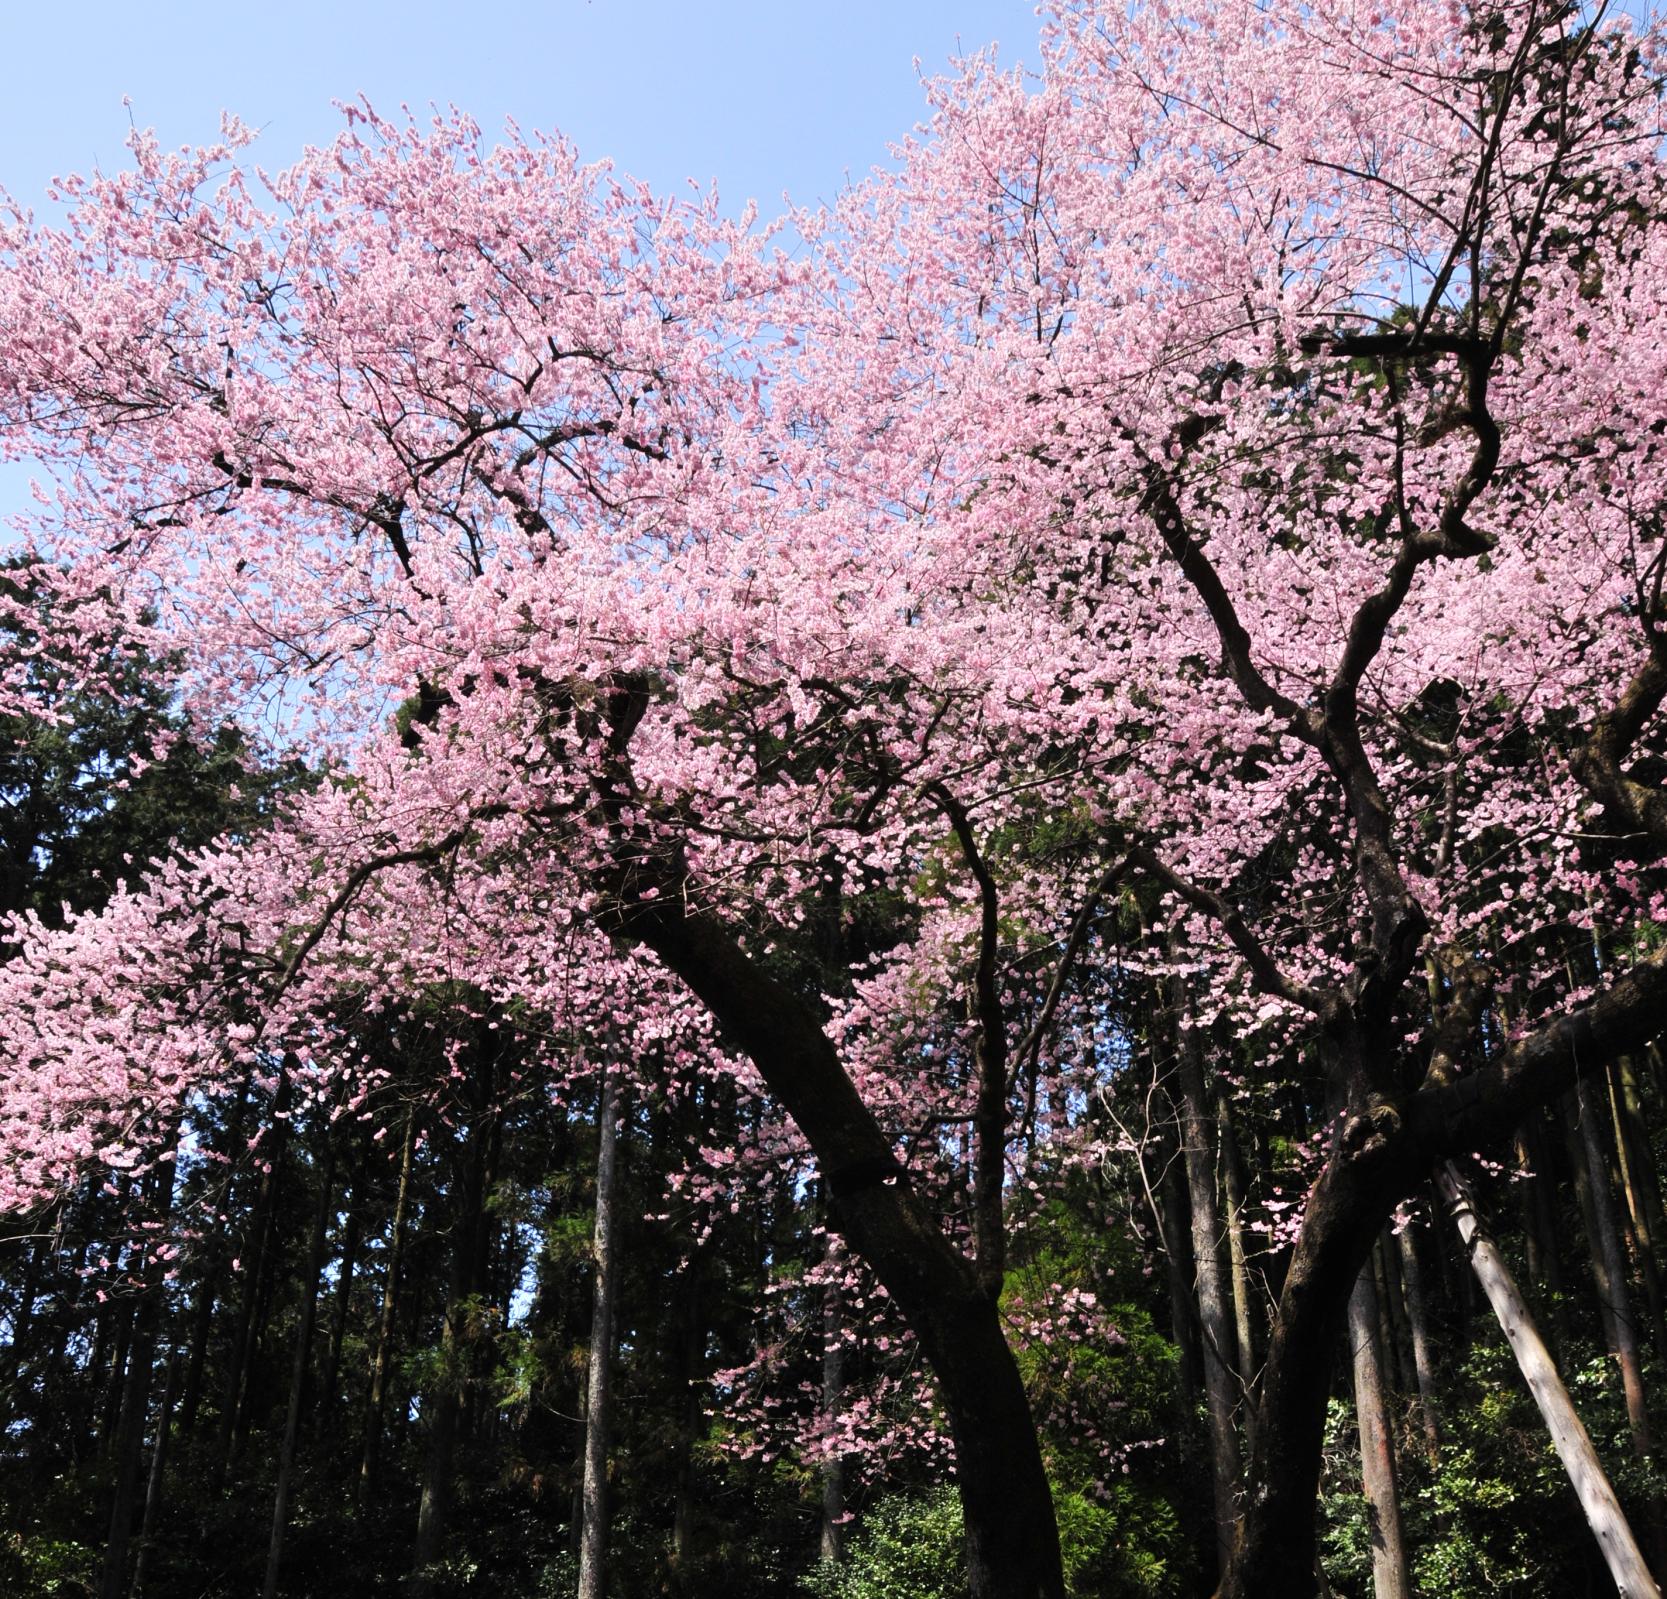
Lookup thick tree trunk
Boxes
[1219,1105,1407,1599]
[578,1067,622,1599]
[1348,1260,1412,1599]
[262,1129,338,1599]
[1438,1164,1660,1599]
[613,887,1067,1599]
[359,1107,415,1507]
[1173,976,1242,1576]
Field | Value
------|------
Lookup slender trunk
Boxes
[130,1348,181,1598]
[215,1077,292,1487]
[1519,1115,1572,1357]
[262,1130,339,1599]
[578,1067,622,1599]
[320,1135,367,1415]
[1395,1221,1441,1462]
[1158,1108,1202,1419]
[1571,1081,1653,1459]
[820,1233,848,1563]
[1217,1084,1259,1400]
[670,1247,705,1565]
[99,1154,177,1599]
[1173,972,1241,1577]
[1608,1060,1667,1367]
[97,1298,157,1599]
[1438,1163,1660,1598]
[359,1108,415,1507]
[1348,1259,1412,1599]
[412,1074,493,1595]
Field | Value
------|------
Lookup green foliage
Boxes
[0,1530,96,1596]
[800,1486,967,1599]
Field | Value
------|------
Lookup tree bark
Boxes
[1438,1163,1660,1599]
[1217,1083,1260,1407]
[608,880,1066,1599]
[578,1066,622,1599]
[359,1106,415,1507]
[130,1347,181,1599]
[820,1233,848,1564]
[262,1127,339,1599]
[1348,1259,1412,1599]
[1394,1221,1441,1462]
[1173,971,1242,1577]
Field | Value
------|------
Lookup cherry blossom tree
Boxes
[3,2,1667,1595]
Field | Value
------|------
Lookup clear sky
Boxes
[0,0,1038,215]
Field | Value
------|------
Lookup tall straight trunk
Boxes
[130,1348,181,1599]
[1172,971,1241,1577]
[320,1133,368,1416]
[412,1071,494,1595]
[1570,1081,1654,1460]
[1348,1259,1412,1599]
[262,1130,339,1599]
[1518,1115,1573,1357]
[97,1297,158,1599]
[99,1152,178,1599]
[1157,1109,1202,1419]
[669,1247,705,1565]
[1394,1221,1441,1462]
[1608,1060,1667,1367]
[1217,1083,1259,1398]
[215,1076,292,1487]
[1438,1164,1660,1598]
[359,1108,415,1507]
[820,1233,848,1563]
[578,1067,622,1599]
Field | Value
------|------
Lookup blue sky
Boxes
[0,2,1039,520]
[0,1,1037,215]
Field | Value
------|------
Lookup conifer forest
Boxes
[3,2,1667,1595]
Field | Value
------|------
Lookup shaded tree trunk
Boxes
[130,1348,181,1598]
[1348,1258,1412,1599]
[359,1107,415,1507]
[262,1128,339,1599]
[1395,1220,1441,1462]
[1173,970,1241,1577]
[578,1066,622,1599]
[820,1232,848,1564]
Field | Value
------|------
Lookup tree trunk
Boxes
[1217,1083,1260,1404]
[613,884,1066,1599]
[262,1128,338,1599]
[1348,1259,1412,1599]
[1173,973,1241,1577]
[820,1233,848,1563]
[1608,1059,1667,1368]
[320,1131,368,1415]
[1219,1104,1407,1599]
[1570,1081,1654,1462]
[1394,1220,1441,1462]
[130,1348,181,1598]
[411,1096,491,1595]
[359,1107,415,1507]
[1438,1163,1660,1599]
[578,1066,622,1599]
